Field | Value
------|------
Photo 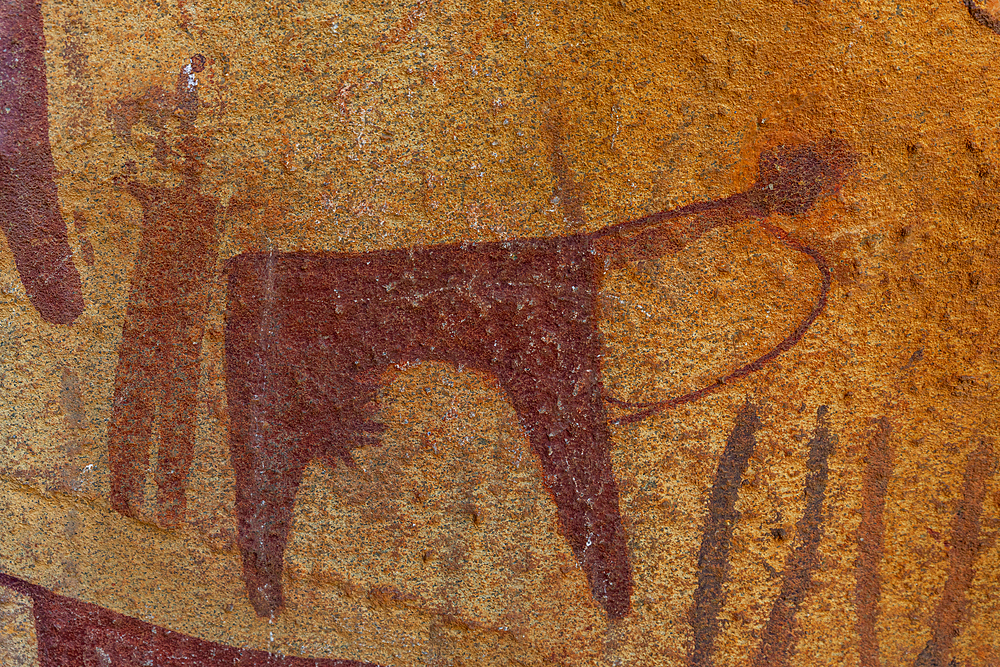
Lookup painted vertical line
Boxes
[687,401,761,667]
[856,418,894,667]
[912,440,995,667]
[0,0,84,324]
[753,406,836,667]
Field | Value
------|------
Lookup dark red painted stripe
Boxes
[0,0,84,324]
[912,440,995,667]
[856,418,893,667]
[0,571,385,667]
[752,406,836,667]
[687,401,761,667]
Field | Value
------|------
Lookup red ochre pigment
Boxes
[107,57,222,529]
[0,571,382,667]
[220,141,850,620]
[89,52,852,622]
[0,0,84,324]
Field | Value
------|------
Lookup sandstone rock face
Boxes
[0,1,998,665]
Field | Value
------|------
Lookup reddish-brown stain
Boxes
[963,0,1000,35]
[226,236,634,619]
[107,57,221,528]
[543,112,588,229]
[752,406,836,667]
[912,440,995,667]
[687,401,762,667]
[0,0,85,324]
[223,141,850,621]
[0,571,383,667]
[856,418,894,667]
[72,211,96,266]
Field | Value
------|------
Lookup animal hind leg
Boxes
[501,367,633,619]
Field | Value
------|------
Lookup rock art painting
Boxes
[0,572,381,667]
[106,54,221,529]
[2,0,1000,666]
[0,0,83,324]
[221,140,846,620]
[688,403,838,667]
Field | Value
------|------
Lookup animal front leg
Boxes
[232,439,309,618]
[501,367,633,619]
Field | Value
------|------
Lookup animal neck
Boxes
[587,190,762,262]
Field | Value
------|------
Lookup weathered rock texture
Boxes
[0,0,998,665]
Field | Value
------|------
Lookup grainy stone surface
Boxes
[0,584,40,667]
[0,0,998,665]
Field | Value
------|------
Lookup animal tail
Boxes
[606,221,831,426]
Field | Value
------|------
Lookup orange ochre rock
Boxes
[0,0,997,666]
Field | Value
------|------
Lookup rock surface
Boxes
[0,0,998,665]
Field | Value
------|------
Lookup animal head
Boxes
[749,138,855,217]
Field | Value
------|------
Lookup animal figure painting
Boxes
[90,52,847,620]
[2,0,999,664]
[221,140,850,619]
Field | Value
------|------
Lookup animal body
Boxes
[227,235,629,617]
[222,140,851,619]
